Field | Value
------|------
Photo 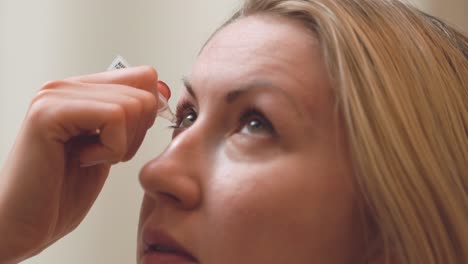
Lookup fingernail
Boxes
[157,80,171,99]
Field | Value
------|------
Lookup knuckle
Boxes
[29,91,56,121]
[132,89,158,116]
[108,104,126,121]
[127,96,141,107]
[139,65,158,83]
[31,89,53,104]
[124,96,143,116]
[40,79,68,90]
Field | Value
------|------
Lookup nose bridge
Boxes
[139,126,207,210]
[166,127,205,162]
[162,121,212,173]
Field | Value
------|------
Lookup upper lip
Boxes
[142,227,198,262]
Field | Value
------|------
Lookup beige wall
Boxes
[418,0,468,34]
[0,0,465,263]
[1,1,238,263]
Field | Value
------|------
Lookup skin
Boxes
[0,67,168,263]
[138,15,366,264]
[0,13,369,264]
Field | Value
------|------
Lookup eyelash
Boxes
[239,107,276,135]
[167,99,195,130]
[169,99,276,136]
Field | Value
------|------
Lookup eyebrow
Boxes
[182,77,299,111]
[182,77,197,100]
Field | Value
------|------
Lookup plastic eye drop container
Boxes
[107,55,177,123]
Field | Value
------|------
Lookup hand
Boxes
[0,66,168,263]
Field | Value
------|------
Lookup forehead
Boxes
[195,15,320,77]
[189,15,331,115]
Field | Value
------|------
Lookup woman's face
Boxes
[138,15,364,264]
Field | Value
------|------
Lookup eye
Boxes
[173,100,197,130]
[179,112,197,129]
[239,110,275,136]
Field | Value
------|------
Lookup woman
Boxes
[0,0,466,263]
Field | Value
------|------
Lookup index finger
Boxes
[67,66,170,99]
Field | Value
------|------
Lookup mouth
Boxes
[141,229,198,264]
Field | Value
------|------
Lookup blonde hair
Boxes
[219,0,468,263]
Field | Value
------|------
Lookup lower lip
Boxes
[142,252,198,264]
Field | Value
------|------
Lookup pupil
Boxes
[249,120,262,131]
[182,113,196,127]
[250,120,259,127]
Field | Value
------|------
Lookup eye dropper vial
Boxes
[107,55,177,123]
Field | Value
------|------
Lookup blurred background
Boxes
[0,0,466,263]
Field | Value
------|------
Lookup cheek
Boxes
[137,196,154,235]
[202,154,360,263]
[136,196,154,256]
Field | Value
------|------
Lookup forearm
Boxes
[0,222,42,264]
[0,161,48,264]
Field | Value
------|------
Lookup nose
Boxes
[139,129,204,210]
